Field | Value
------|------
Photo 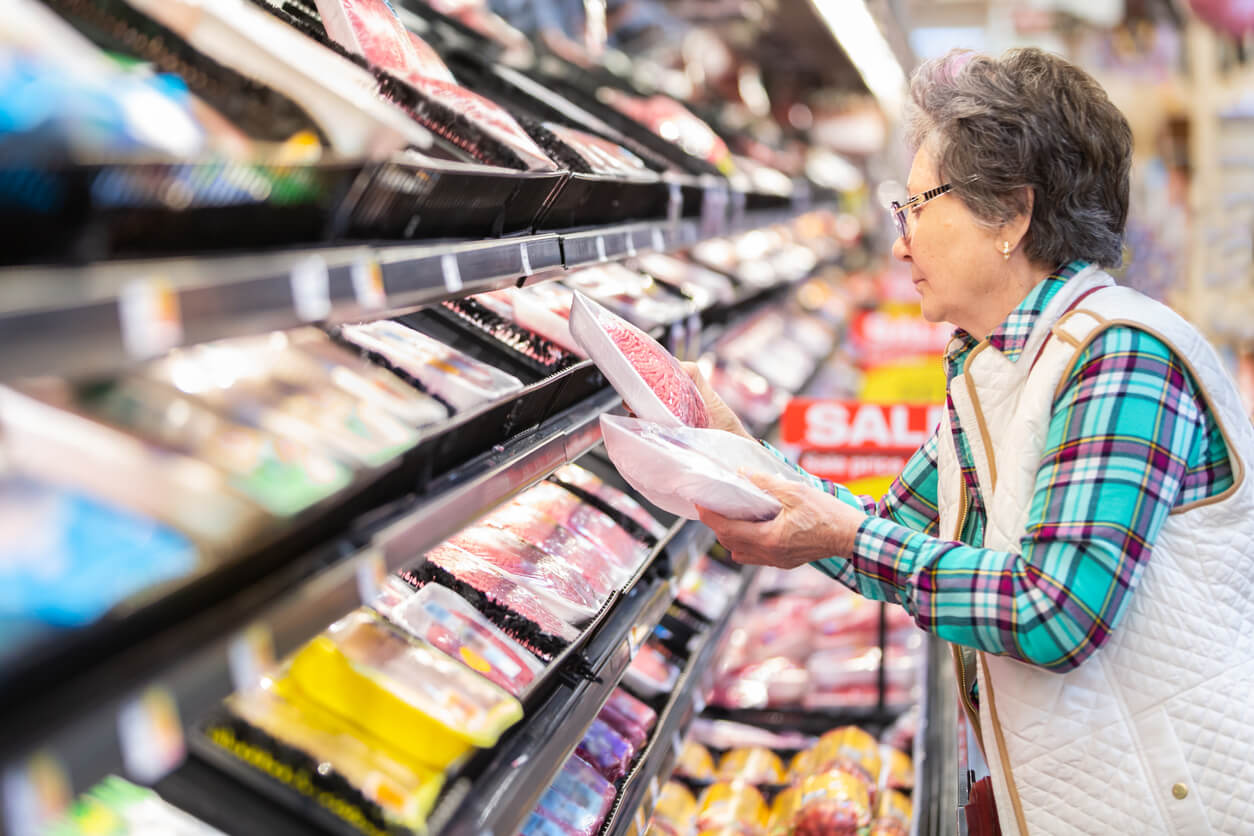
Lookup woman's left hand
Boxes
[696,472,867,569]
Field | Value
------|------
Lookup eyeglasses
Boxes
[890,182,957,240]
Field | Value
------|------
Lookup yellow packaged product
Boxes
[879,744,913,791]
[811,726,882,786]
[716,747,786,784]
[214,684,441,834]
[790,770,871,836]
[870,789,912,835]
[696,782,769,835]
[787,749,816,782]
[283,609,523,771]
[675,740,717,780]
[650,781,697,835]
[767,785,800,835]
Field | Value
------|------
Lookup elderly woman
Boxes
[692,48,1254,835]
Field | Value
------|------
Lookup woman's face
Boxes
[891,147,1008,336]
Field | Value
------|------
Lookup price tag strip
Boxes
[117,686,186,784]
[290,255,331,322]
[351,259,386,310]
[119,279,182,360]
[440,253,463,293]
[625,231,638,257]
[595,235,608,263]
[652,227,666,253]
[520,243,533,277]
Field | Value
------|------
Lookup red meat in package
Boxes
[481,502,623,593]
[422,542,580,641]
[520,754,616,836]
[602,687,658,740]
[576,717,634,781]
[516,482,650,577]
[623,642,680,698]
[551,463,666,540]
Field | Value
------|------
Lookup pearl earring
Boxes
[1001,241,1012,260]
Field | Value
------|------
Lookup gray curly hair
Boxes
[904,48,1132,268]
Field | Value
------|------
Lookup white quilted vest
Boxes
[936,266,1254,835]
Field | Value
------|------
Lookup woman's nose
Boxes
[892,234,911,262]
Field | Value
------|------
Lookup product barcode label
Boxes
[520,243,533,277]
[228,624,276,693]
[119,279,182,359]
[652,227,666,253]
[595,235,608,263]
[117,686,186,784]
[355,549,387,605]
[291,255,331,322]
[440,254,463,293]
[351,259,386,310]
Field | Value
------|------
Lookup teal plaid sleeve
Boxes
[838,326,1227,672]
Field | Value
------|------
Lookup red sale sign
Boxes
[780,400,942,486]
[849,311,952,369]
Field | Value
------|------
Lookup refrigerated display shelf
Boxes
[915,635,960,836]
[0,210,806,382]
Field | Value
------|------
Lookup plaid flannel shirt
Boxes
[770,262,1234,672]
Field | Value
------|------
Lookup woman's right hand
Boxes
[681,362,754,441]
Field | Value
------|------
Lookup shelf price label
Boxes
[440,253,464,293]
[228,624,276,694]
[667,182,683,225]
[355,548,387,606]
[595,235,608,263]
[628,623,650,659]
[119,278,182,359]
[625,231,638,257]
[520,243,533,277]
[117,686,186,784]
[3,750,72,836]
[351,259,386,310]
[291,255,331,322]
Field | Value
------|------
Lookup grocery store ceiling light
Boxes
[808,0,906,118]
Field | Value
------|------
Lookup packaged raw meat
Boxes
[677,554,742,621]
[51,775,224,836]
[565,267,692,333]
[0,476,198,627]
[525,754,617,836]
[600,415,809,521]
[316,0,426,84]
[649,782,697,836]
[767,786,800,835]
[569,292,708,428]
[339,320,524,412]
[675,740,716,780]
[576,717,634,780]
[695,782,768,835]
[689,718,814,753]
[881,706,920,756]
[449,527,606,623]
[441,298,577,372]
[420,542,581,642]
[879,744,914,792]
[596,701,648,752]
[480,502,623,593]
[605,687,659,734]
[709,362,787,432]
[541,122,656,179]
[282,609,523,771]
[219,683,442,832]
[635,254,737,308]
[515,481,650,577]
[716,747,786,785]
[789,748,817,783]
[790,771,871,836]
[870,789,913,836]
[550,462,667,540]
[623,642,680,698]
[373,582,543,697]
[596,89,732,170]
[810,727,882,788]
[508,284,584,357]
[804,646,921,710]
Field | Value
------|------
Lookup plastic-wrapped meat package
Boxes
[508,284,584,357]
[879,744,914,792]
[675,740,716,780]
[870,790,913,836]
[550,463,667,540]
[803,645,921,710]
[522,754,616,836]
[810,727,882,788]
[622,641,680,699]
[599,415,808,521]
[566,267,691,333]
[372,582,543,697]
[515,481,650,578]
[677,554,742,621]
[716,747,786,785]
[728,595,815,668]
[790,771,871,836]
[634,254,737,308]
[575,716,634,780]
[604,687,658,734]
[421,543,581,642]
[711,656,809,710]
[339,320,523,411]
[695,782,769,836]
[596,89,731,169]
[480,502,623,593]
[541,122,655,179]
[449,527,606,622]
[709,362,787,431]
[648,782,697,836]
[689,718,814,752]
[768,786,799,836]
[441,298,575,371]
[571,291,708,427]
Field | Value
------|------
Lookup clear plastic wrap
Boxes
[576,717,634,781]
[515,481,650,578]
[635,254,737,308]
[449,527,606,623]
[809,727,882,788]
[481,502,624,593]
[596,700,648,753]
[596,89,732,170]
[715,747,786,785]
[569,292,707,428]
[542,122,656,180]
[340,321,523,412]
[421,543,581,642]
[599,415,808,521]
[622,642,680,698]
[551,462,667,540]
[283,609,523,770]
[373,582,543,697]
[507,284,584,357]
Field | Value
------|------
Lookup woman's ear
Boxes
[1002,186,1035,251]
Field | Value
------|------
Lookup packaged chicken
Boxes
[676,740,717,781]
[810,727,882,789]
[449,527,606,624]
[576,716,634,781]
[716,748,786,785]
[695,782,768,836]
[340,321,523,411]
[600,415,808,522]
[788,749,817,783]
[282,609,523,770]
[790,771,871,836]
[480,502,623,593]
[870,790,912,836]
[217,683,442,832]
[515,481,650,577]
[419,543,581,643]
[649,781,697,836]
[767,785,800,835]
[879,745,914,792]
[623,642,680,699]
[373,582,543,698]
[550,462,667,540]
[569,291,708,428]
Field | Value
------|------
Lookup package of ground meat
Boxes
[481,502,625,592]
[569,292,708,428]
[550,463,667,540]
[599,415,809,521]
[576,717,634,781]
[515,481,650,577]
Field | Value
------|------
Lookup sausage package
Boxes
[373,582,543,698]
[600,415,808,521]
[570,291,709,428]
[576,717,634,781]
